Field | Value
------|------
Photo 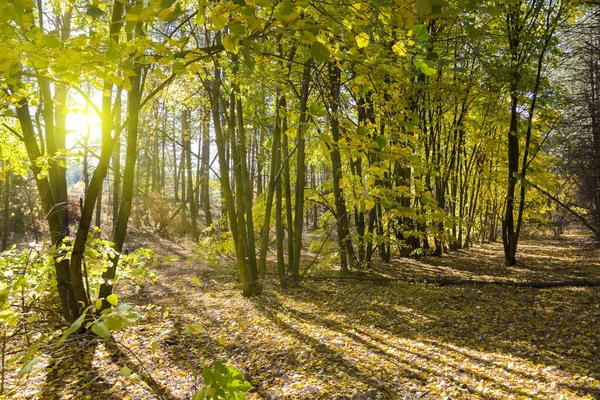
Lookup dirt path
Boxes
[11,235,600,399]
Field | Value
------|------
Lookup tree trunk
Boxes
[328,62,355,272]
[291,59,312,280]
[503,92,519,266]
[2,169,9,252]
[99,53,143,300]
[201,103,212,226]
[209,50,254,296]
[183,108,199,241]
[112,92,122,228]
[258,92,286,290]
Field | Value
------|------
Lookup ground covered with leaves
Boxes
[6,235,600,399]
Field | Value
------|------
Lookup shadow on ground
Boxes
[20,236,598,399]
[116,236,600,399]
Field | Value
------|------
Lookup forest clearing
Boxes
[4,234,600,399]
[2,0,600,398]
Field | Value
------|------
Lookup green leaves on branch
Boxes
[311,41,330,63]
[86,6,105,19]
[413,56,437,76]
[416,0,433,15]
[193,362,253,400]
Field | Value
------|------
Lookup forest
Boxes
[0,0,599,398]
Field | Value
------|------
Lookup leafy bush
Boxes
[0,238,157,395]
[0,245,60,395]
[193,361,253,400]
[193,228,236,267]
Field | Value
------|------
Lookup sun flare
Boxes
[66,95,103,150]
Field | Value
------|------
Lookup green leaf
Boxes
[119,366,133,377]
[413,57,437,76]
[91,321,111,340]
[86,6,105,19]
[413,24,429,42]
[107,294,118,306]
[311,41,330,63]
[159,3,183,22]
[203,366,214,385]
[18,356,39,378]
[275,0,294,16]
[195,9,206,25]
[116,304,133,311]
[163,255,180,263]
[104,316,123,331]
[0,288,7,307]
[193,276,203,287]
[161,0,176,8]
[229,23,246,36]
[182,324,204,335]
[57,314,85,346]
[416,0,432,15]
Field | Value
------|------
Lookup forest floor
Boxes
[9,233,600,399]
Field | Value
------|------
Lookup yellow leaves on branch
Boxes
[222,35,239,54]
[392,42,407,56]
[355,32,370,49]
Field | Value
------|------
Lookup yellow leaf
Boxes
[222,35,238,54]
[399,9,414,29]
[355,32,369,48]
[340,176,348,188]
[158,8,171,21]
[392,41,407,56]
[122,77,132,92]
[107,294,118,306]
[125,12,140,22]
[210,9,228,30]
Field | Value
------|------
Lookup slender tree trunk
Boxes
[15,97,78,321]
[2,170,9,252]
[291,59,312,281]
[328,62,355,272]
[503,92,519,266]
[201,104,212,226]
[112,92,122,228]
[282,102,294,273]
[258,92,286,290]
[183,108,199,241]
[209,48,254,296]
[99,42,143,300]
[235,86,258,284]
[95,183,102,229]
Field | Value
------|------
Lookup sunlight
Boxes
[65,97,102,150]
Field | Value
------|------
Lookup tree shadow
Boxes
[250,289,563,399]
[114,235,600,399]
[104,339,178,400]
[268,280,600,397]
[376,240,600,284]
[38,334,118,399]
[37,324,178,399]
